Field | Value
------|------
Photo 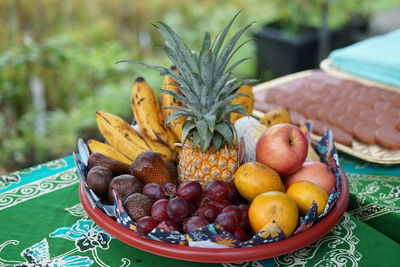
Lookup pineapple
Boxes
[131,11,255,186]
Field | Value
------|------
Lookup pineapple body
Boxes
[178,140,238,186]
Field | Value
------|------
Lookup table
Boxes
[1,154,399,266]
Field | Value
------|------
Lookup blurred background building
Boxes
[1,0,399,174]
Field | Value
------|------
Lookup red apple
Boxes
[284,161,336,194]
[256,123,308,176]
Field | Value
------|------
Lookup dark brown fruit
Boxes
[124,193,154,221]
[108,174,144,202]
[130,151,173,184]
[86,166,113,199]
[165,162,179,182]
[88,152,130,176]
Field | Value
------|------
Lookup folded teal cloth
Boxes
[329,29,400,88]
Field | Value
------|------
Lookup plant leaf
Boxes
[212,133,223,152]
[196,119,208,142]
[181,120,196,142]
[215,122,233,145]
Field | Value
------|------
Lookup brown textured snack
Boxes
[337,115,356,135]
[353,122,376,144]
[124,193,154,221]
[108,174,144,202]
[88,152,130,176]
[330,126,353,146]
[87,166,113,199]
[375,114,398,128]
[130,151,173,184]
[375,128,400,149]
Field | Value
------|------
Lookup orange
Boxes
[234,161,283,202]
[286,181,328,216]
[249,191,298,236]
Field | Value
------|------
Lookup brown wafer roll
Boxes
[375,114,398,129]
[375,128,400,149]
[359,109,379,125]
[353,121,376,144]
[310,119,329,136]
[337,115,356,135]
[333,101,349,113]
[374,101,392,112]
[264,88,287,103]
[390,94,400,107]
[347,103,364,119]
[330,126,353,147]
[305,103,321,120]
[326,110,343,127]
[316,105,332,122]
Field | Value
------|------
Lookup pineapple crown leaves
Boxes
[119,10,257,152]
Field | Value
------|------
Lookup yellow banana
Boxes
[95,110,175,162]
[160,71,185,140]
[131,77,178,150]
[87,139,132,165]
[230,84,254,123]
[259,107,291,127]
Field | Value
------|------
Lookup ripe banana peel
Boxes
[131,77,178,150]
[230,84,254,123]
[95,110,176,162]
[87,139,132,165]
[160,74,185,140]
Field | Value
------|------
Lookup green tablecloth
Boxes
[1,155,399,266]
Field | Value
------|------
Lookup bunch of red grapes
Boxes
[137,180,250,241]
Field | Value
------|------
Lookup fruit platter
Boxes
[75,11,349,263]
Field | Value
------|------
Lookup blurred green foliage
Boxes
[0,0,398,173]
[0,0,273,172]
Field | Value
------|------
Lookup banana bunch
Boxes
[131,77,179,150]
[160,71,186,141]
[230,84,254,123]
[90,76,185,163]
[94,110,176,162]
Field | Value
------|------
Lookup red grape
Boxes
[215,212,239,234]
[137,216,158,236]
[234,227,249,241]
[195,204,219,223]
[167,197,190,222]
[205,181,229,201]
[226,182,238,202]
[151,199,169,222]
[238,204,250,229]
[183,216,209,233]
[177,181,203,203]
[222,205,242,221]
[164,183,177,198]
[142,183,166,200]
[210,200,231,212]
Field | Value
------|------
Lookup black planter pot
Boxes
[254,24,319,78]
[254,17,369,79]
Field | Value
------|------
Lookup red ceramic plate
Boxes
[79,170,349,263]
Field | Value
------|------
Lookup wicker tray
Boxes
[252,71,400,165]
